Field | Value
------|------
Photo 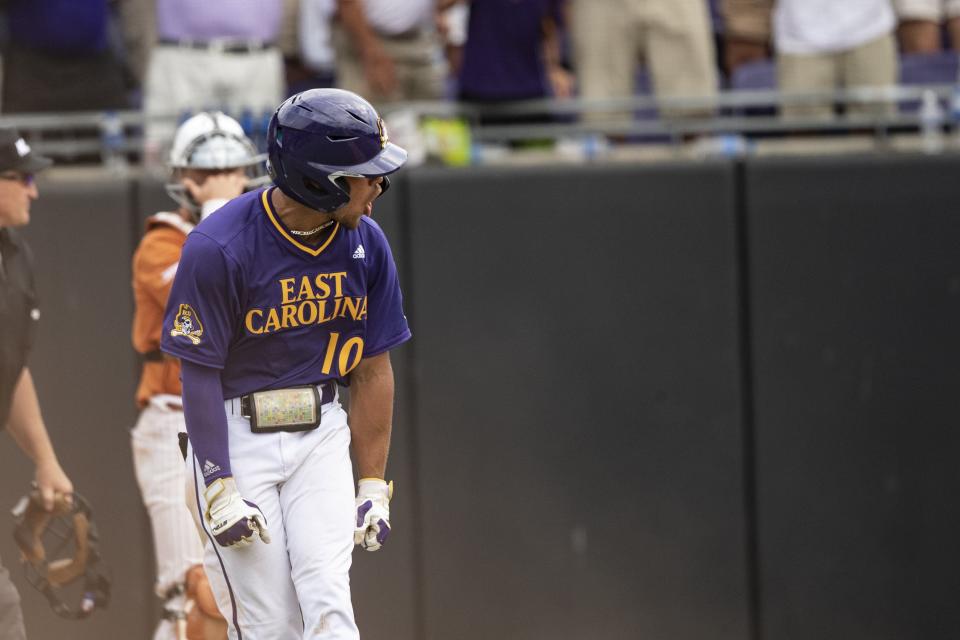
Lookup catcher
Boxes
[0,127,74,639]
[130,112,267,640]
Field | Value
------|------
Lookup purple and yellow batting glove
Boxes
[354,478,393,551]
[203,477,271,548]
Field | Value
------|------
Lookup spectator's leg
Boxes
[143,47,181,158]
[842,33,898,118]
[643,0,719,119]
[570,0,641,123]
[331,24,375,100]
[143,47,218,158]
[894,0,944,52]
[117,0,156,90]
[222,48,285,122]
[777,51,839,120]
[383,31,447,102]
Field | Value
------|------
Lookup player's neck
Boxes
[271,189,334,233]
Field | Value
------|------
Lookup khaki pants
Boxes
[570,0,717,120]
[332,25,446,104]
[778,33,898,120]
[144,44,284,147]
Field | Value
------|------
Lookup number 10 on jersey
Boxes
[322,332,364,376]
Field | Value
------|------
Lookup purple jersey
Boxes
[160,188,410,399]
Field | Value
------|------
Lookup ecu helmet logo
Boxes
[170,303,204,345]
[377,117,388,149]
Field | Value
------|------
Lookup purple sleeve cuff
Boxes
[181,359,232,485]
[364,328,412,359]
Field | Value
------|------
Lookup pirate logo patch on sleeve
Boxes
[169,303,204,345]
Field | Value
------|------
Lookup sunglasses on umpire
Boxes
[0,172,35,187]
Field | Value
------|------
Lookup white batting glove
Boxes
[354,478,393,552]
[203,477,271,548]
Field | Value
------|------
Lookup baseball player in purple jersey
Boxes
[160,88,410,639]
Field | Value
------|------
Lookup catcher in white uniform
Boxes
[130,112,268,640]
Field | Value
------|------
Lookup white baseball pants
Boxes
[189,393,359,640]
[131,395,207,640]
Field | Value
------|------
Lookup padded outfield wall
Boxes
[0,155,955,639]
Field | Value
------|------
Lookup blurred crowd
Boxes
[1,0,958,141]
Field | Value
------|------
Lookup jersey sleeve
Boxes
[160,232,240,368]
[133,228,182,308]
[363,222,411,358]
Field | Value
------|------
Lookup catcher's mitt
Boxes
[11,490,111,619]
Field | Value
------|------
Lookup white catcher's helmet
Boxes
[165,111,270,215]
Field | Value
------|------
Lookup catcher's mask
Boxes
[11,491,111,619]
[165,110,270,219]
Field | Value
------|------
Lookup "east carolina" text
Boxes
[244,272,367,335]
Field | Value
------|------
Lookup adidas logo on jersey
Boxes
[203,459,222,477]
[353,244,365,260]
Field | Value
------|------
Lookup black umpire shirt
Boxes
[0,227,39,428]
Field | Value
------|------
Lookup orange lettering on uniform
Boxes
[279,278,297,305]
[317,300,334,323]
[281,304,299,328]
[322,332,340,374]
[342,297,360,320]
[329,272,348,297]
[263,308,281,333]
[245,309,265,334]
[297,300,318,325]
[313,274,332,299]
[339,337,364,375]
[297,276,316,301]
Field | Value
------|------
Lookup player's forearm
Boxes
[542,16,561,70]
[5,368,61,469]
[181,360,232,485]
[337,0,383,59]
[722,0,774,42]
[348,352,395,479]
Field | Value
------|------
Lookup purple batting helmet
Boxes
[266,88,407,212]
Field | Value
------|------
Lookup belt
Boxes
[379,28,424,41]
[159,38,275,54]
[230,382,336,419]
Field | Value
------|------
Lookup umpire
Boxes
[0,128,74,639]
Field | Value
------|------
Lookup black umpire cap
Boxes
[0,128,52,173]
